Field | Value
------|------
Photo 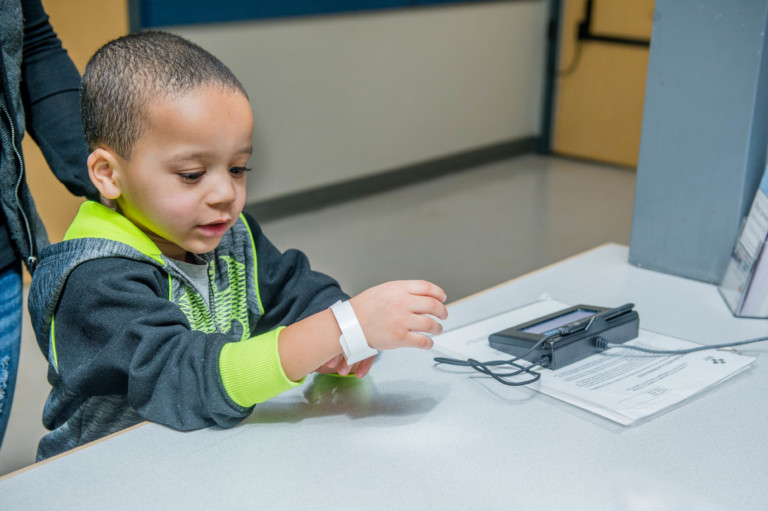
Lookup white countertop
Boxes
[2,244,765,510]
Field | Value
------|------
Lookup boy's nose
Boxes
[206,172,237,206]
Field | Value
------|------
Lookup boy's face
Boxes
[107,87,253,260]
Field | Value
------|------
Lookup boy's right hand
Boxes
[349,280,448,351]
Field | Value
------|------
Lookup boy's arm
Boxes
[275,280,448,381]
[241,214,449,382]
[241,213,361,377]
[52,258,262,431]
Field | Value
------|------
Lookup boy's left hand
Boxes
[316,354,375,378]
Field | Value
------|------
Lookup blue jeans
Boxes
[0,261,22,452]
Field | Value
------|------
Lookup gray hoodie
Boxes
[29,202,346,460]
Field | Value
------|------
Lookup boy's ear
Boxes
[87,148,122,200]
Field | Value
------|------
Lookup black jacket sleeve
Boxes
[20,0,98,200]
[54,257,250,431]
[244,212,349,333]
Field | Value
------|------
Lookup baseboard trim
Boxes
[245,136,538,221]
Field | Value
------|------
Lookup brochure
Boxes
[432,298,756,426]
[720,166,768,317]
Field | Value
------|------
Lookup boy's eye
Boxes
[179,171,205,182]
[229,166,251,176]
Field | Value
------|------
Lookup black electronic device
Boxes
[488,303,639,370]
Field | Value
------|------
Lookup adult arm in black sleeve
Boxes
[244,213,349,333]
[54,257,252,431]
[20,0,98,200]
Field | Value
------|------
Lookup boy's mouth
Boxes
[197,220,230,237]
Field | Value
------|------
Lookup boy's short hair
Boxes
[81,31,248,158]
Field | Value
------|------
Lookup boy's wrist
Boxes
[330,300,378,364]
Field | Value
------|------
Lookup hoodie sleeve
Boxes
[20,0,98,200]
[52,257,254,431]
[214,215,350,406]
[243,212,349,333]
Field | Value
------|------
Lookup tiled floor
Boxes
[255,154,636,299]
[0,154,636,477]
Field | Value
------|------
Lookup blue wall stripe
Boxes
[136,1,502,28]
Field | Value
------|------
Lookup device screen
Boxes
[522,308,598,334]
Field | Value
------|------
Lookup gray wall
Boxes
[168,2,548,203]
[630,0,768,283]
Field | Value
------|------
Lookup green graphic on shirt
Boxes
[177,290,216,333]
[175,256,250,340]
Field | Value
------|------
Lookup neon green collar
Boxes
[64,201,166,265]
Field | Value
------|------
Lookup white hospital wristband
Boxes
[330,300,378,365]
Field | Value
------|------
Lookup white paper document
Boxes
[720,168,768,317]
[433,298,756,425]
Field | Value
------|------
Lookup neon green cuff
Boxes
[219,327,303,407]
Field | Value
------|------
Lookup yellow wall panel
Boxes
[553,0,654,167]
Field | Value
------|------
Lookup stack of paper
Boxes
[432,298,756,426]
[720,167,768,317]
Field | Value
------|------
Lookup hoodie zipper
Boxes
[2,104,36,271]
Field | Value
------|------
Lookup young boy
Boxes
[28,31,447,461]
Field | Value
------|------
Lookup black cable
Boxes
[557,40,583,77]
[433,328,569,386]
[594,335,768,355]
[434,355,542,387]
